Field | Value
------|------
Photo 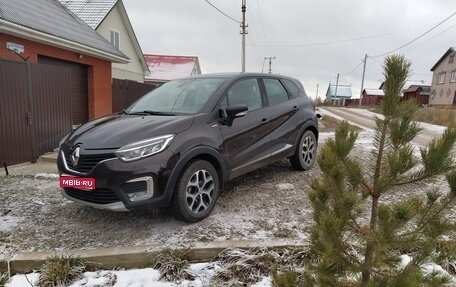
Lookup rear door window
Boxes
[263,78,289,105]
[282,79,301,98]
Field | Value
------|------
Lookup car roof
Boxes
[175,72,300,82]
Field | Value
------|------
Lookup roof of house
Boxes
[326,84,352,98]
[59,0,149,75]
[58,0,116,29]
[403,86,422,93]
[403,85,430,96]
[379,79,431,90]
[430,47,455,71]
[0,0,128,63]
[363,88,385,96]
[144,55,201,82]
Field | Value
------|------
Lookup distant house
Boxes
[378,80,431,105]
[59,0,150,83]
[360,88,384,106]
[429,47,456,106]
[325,84,352,106]
[403,84,431,105]
[0,0,129,122]
[144,54,202,86]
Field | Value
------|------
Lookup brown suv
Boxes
[57,73,319,222]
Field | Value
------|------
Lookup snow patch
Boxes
[276,183,294,190]
[0,215,21,232]
[34,173,59,179]
[6,273,40,287]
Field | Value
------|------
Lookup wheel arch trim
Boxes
[163,146,228,205]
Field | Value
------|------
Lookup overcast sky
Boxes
[123,0,456,99]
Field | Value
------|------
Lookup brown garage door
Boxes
[38,55,88,125]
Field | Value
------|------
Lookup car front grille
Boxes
[64,188,120,204]
[64,152,115,174]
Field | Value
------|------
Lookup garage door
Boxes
[38,55,88,125]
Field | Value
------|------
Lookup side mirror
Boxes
[223,105,248,126]
[316,112,322,119]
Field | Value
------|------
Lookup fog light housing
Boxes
[121,176,154,202]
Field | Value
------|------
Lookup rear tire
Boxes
[290,130,317,170]
[173,160,219,223]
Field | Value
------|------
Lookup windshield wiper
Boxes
[142,110,175,116]
[128,110,175,116]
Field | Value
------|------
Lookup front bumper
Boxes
[57,145,177,211]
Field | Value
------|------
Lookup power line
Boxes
[247,29,421,48]
[203,0,240,23]
[371,11,456,57]
[342,61,363,76]
[367,56,383,65]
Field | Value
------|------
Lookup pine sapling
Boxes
[306,55,456,286]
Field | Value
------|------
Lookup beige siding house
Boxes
[429,47,456,106]
[59,0,149,83]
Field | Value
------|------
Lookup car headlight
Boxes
[116,134,175,162]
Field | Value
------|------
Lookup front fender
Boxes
[162,146,228,205]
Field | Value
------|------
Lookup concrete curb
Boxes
[1,240,306,274]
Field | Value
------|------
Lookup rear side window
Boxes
[225,79,262,111]
[282,79,301,98]
[263,79,289,105]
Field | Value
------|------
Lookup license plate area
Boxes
[60,175,96,190]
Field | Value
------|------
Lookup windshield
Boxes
[128,78,224,115]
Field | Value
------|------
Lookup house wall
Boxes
[0,33,113,119]
[429,51,456,106]
[97,4,145,83]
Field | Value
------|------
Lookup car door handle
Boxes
[292,106,299,111]
[261,118,268,123]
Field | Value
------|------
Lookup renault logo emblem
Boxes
[71,147,80,166]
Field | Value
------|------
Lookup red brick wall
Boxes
[0,33,112,119]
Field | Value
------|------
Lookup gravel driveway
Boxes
[0,145,326,255]
[2,118,455,256]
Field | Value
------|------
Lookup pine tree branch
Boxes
[400,194,456,238]
[341,158,373,195]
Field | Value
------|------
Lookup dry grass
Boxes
[413,108,456,127]
[271,267,299,287]
[0,272,8,287]
[214,248,277,286]
[38,255,85,287]
[149,248,194,281]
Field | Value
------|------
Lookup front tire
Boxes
[173,160,219,223]
[290,130,317,170]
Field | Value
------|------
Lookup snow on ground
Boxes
[6,265,272,287]
[34,173,59,179]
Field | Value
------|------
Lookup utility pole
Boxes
[240,0,247,72]
[334,73,339,105]
[264,56,276,73]
[359,53,367,106]
[316,83,319,101]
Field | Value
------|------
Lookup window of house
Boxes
[451,71,456,83]
[438,72,446,84]
[110,30,120,49]
[450,54,455,64]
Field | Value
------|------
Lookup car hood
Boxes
[66,114,194,149]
